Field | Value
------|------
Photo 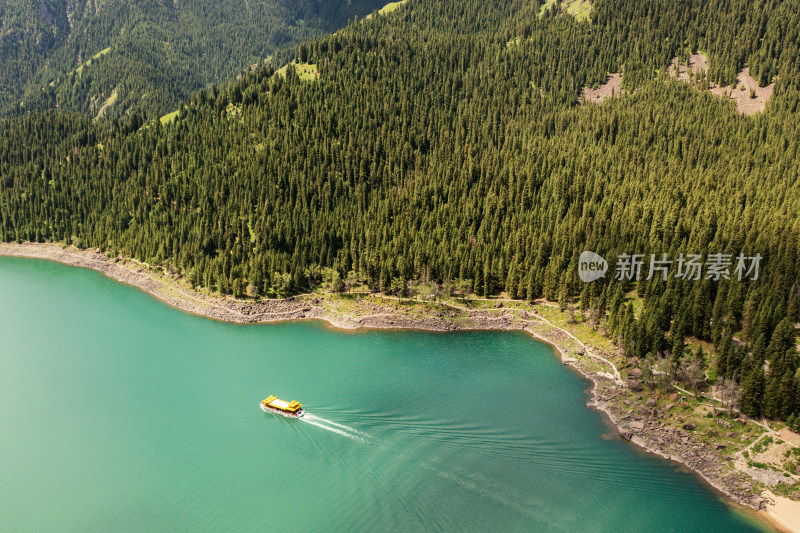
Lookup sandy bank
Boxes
[765,492,800,533]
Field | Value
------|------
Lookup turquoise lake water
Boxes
[0,257,772,532]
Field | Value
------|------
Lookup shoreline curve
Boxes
[0,241,794,531]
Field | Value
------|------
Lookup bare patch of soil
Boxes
[581,72,623,104]
[669,53,774,115]
[710,67,774,115]
[780,429,800,448]
[668,53,709,82]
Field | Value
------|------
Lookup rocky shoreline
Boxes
[0,241,791,529]
[591,384,766,509]
[539,334,770,513]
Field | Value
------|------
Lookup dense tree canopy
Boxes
[2,0,800,418]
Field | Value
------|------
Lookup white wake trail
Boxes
[303,414,369,436]
[300,416,366,441]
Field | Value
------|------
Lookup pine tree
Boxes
[740,365,765,417]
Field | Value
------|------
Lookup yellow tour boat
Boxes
[260,396,305,418]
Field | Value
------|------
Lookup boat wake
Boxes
[300,413,368,442]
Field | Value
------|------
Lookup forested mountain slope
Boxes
[2,0,800,419]
[0,0,386,120]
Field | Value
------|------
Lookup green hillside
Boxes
[0,0,387,120]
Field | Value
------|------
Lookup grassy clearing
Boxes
[159,110,180,125]
[378,0,408,15]
[534,304,617,354]
[94,88,119,120]
[296,63,319,82]
[275,62,319,82]
[625,290,643,318]
[539,0,592,21]
[538,0,557,17]
[566,0,592,21]
[92,47,112,60]
[225,103,242,120]
[105,89,118,106]
[75,47,113,77]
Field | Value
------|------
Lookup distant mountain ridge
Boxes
[0,0,386,120]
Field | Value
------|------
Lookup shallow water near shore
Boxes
[0,257,771,531]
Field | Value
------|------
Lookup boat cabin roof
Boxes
[264,395,302,412]
[270,399,290,409]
